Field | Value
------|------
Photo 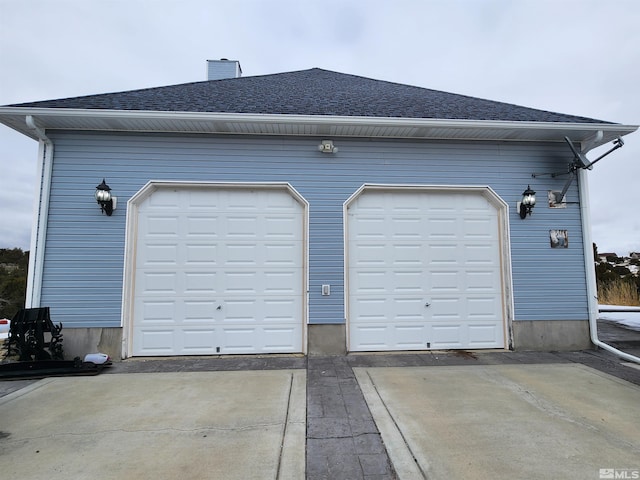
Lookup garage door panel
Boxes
[132,186,304,356]
[428,271,501,294]
[263,298,300,319]
[387,270,427,294]
[431,324,464,347]
[467,296,501,317]
[184,272,217,293]
[221,299,257,321]
[219,242,302,267]
[392,296,427,313]
[350,323,431,351]
[351,268,433,291]
[225,244,258,265]
[142,297,302,323]
[428,295,467,321]
[396,324,428,348]
[226,216,259,238]
[262,327,301,351]
[220,270,302,295]
[134,323,303,355]
[221,271,257,294]
[429,271,459,292]
[351,297,387,322]
[182,329,217,351]
[139,297,301,325]
[264,243,300,265]
[143,244,180,265]
[463,216,494,235]
[220,298,302,320]
[222,327,257,351]
[389,216,422,236]
[351,271,386,294]
[350,325,389,349]
[427,218,457,238]
[224,191,260,210]
[136,329,176,353]
[184,300,217,320]
[186,216,219,236]
[264,216,299,238]
[348,189,506,352]
[392,243,422,265]
[222,325,302,353]
[351,295,427,321]
[349,215,386,236]
[140,272,178,293]
[427,245,458,264]
[146,215,180,236]
[185,244,218,264]
[146,189,183,207]
[186,189,221,208]
[464,244,496,264]
[139,301,176,322]
[264,271,300,294]
[466,270,499,291]
[467,324,502,346]
[350,243,386,265]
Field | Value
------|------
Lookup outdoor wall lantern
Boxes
[95,179,116,216]
[518,185,536,219]
[318,139,338,154]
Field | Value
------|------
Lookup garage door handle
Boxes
[217,305,222,310]
[425,302,431,307]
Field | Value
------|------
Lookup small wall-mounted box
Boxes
[548,191,567,208]
[321,284,331,296]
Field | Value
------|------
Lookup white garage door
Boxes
[132,186,305,356]
[347,188,506,351]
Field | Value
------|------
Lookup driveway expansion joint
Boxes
[306,356,397,479]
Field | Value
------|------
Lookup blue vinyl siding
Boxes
[40,132,588,327]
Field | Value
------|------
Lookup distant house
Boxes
[0,60,637,359]
[0,263,20,272]
[630,252,640,260]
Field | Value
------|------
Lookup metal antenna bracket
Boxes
[564,136,624,171]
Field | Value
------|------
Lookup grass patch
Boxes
[598,278,640,306]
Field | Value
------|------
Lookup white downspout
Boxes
[24,115,53,308]
[579,168,640,364]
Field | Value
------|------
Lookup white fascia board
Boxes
[0,107,637,146]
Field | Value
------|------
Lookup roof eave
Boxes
[0,107,636,149]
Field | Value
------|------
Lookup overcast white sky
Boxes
[0,0,638,255]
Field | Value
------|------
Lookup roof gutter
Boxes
[1,107,633,126]
[24,115,52,308]
[578,167,640,364]
[0,108,636,146]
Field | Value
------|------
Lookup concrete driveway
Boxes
[355,363,640,480]
[0,370,305,480]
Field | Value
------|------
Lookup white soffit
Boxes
[0,108,637,148]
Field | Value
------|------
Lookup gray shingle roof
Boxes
[8,68,607,124]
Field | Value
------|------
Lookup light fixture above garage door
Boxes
[317,139,338,154]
